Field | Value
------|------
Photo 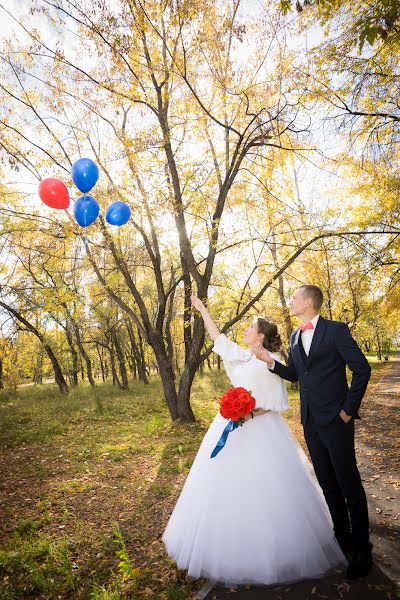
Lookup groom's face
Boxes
[290,289,311,316]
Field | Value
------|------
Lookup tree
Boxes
[0,299,68,393]
[279,0,400,49]
[0,0,316,420]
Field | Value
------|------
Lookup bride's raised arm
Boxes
[191,295,220,341]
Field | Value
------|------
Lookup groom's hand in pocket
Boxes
[339,409,352,423]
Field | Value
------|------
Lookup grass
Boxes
[0,354,395,599]
[0,372,225,599]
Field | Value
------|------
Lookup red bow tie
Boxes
[300,321,314,332]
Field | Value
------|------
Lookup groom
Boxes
[256,284,372,579]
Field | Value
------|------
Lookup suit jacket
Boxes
[272,316,371,426]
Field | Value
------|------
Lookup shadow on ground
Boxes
[205,563,400,599]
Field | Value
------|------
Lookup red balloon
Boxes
[38,178,70,209]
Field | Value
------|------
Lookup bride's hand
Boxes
[191,294,205,312]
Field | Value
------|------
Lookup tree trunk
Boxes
[269,235,292,362]
[112,328,128,389]
[175,316,205,422]
[0,358,4,389]
[177,360,198,422]
[165,287,176,376]
[125,320,148,384]
[80,355,85,381]
[150,330,179,420]
[376,333,382,361]
[65,324,79,386]
[33,349,44,385]
[138,329,148,376]
[64,310,95,387]
[44,344,69,394]
[269,237,298,390]
[95,344,106,382]
[321,239,334,320]
[106,338,121,388]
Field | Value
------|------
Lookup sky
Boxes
[0,0,348,209]
[1,0,54,42]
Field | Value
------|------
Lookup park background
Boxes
[0,0,399,598]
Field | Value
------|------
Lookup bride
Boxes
[162,295,347,589]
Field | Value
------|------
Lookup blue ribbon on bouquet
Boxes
[210,419,239,459]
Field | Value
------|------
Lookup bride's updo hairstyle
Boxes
[256,317,282,353]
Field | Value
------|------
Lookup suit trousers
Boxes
[303,410,371,553]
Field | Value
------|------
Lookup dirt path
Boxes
[204,356,400,600]
[358,354,400,586]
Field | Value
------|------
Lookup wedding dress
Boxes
[162,334,347,585]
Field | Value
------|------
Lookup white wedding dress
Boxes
[162,334,347,585]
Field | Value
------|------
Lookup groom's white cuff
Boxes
[268,360,275,370]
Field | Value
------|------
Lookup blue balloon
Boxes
[73,195,100,228]
[71,158,99,193]
[105,201,132,226]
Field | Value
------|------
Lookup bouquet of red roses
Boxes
[210,387,257,458]
[219,387,256,424]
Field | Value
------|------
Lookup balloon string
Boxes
[83,234,90,316]
[63,207,89,316]
[82,196,90,315]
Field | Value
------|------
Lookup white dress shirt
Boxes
[301,314,320,356]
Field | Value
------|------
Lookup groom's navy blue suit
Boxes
[271,316,372,553]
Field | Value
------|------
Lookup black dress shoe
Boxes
[346,550,373,579]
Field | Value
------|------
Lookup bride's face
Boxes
[243,319,264,347]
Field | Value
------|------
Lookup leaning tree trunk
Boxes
[45,344,69,394]
[0,301,68,394]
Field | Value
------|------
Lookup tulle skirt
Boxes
[162,410,347,585]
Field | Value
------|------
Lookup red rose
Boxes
[219,387,256,421]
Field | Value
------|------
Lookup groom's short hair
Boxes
[299,285,323,311]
